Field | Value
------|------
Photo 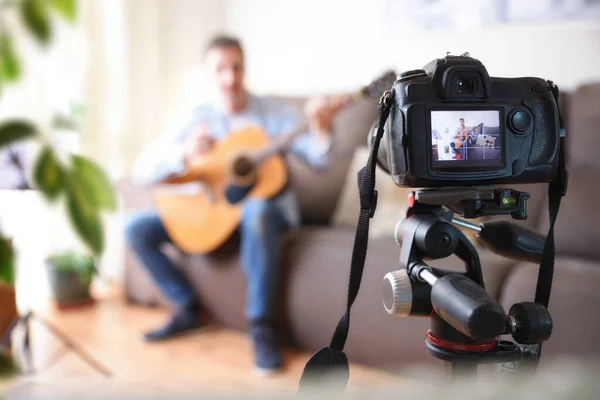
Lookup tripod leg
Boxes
[22,314,33,374]
[30,312,111,377]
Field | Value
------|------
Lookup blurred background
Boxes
[1,0,599,397]
[4,0,600,178]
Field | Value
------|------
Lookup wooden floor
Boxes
[1,287,403,398]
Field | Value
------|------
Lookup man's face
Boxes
[460,119,465,128]
[205,46,245,108]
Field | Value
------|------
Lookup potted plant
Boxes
[46,250,97,309]
[0,0,116,308]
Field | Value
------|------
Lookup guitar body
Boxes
[454,134,469,148]
[154,126,288,254]
[454,124,482,148]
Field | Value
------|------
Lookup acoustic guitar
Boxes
[154,71,397,254]
[453,123,482,148]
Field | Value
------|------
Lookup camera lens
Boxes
[457,78,475,95]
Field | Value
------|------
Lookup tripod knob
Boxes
[508,302,553,344]
[383,269,433,317]
[383,269,413,317]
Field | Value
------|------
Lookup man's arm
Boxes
[131,108,207,186]
[269,96,346,170]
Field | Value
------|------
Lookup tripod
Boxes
[383,187,553,378]
[0,310,111,377]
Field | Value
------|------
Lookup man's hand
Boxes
[183,123,215,164]
[304,94,350,136]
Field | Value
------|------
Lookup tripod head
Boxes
[383,187,552,373]
[409,186,531,220]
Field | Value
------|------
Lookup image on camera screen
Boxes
[431,110,501,164]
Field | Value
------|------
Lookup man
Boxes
[450,118,476,160]
[124,35,346,374]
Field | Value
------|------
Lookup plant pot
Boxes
[0,283,17,342]
[45,260,94,309]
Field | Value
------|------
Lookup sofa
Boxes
[468,125,501,160]
[118,83,600,372]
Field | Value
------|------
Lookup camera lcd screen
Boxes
[430,110,503,169]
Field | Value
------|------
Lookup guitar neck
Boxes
[250,91,365,164]
[251,122,309,164]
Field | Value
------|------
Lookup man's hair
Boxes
[459,118,465,121]
[204,34,244,58]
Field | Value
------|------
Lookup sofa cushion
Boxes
[565,83,600,170]
[287,155,354,225]
[286,97,379,224]
[536,168,600,261]
[500,258,600,360]
[332,146,413,239]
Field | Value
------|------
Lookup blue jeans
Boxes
[124,199,291,321]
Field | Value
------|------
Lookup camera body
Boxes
[377,54,561,188]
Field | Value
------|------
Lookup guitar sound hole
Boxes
[233,156,255,177]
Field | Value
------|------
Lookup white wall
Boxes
[121,0,226,170]
[224,0,600,95]
[81,0,227,174]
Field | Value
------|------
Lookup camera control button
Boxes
[510,110,532,134]
[397,69,427,83]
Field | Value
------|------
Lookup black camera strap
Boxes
[298,91,394,394]
[525,81,567,362]
[535,82,568,309]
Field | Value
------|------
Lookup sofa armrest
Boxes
[115,178,156,212]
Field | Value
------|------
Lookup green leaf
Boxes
[0,34,21,82]
[33,146,65,201]
[0,120,37,149]
[49,0,77,22]
[0,236,16,286]
[20,0,52,45]
[65,172,105,256]
[71,155,117,211]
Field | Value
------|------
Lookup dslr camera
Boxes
[375,52,561,188]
